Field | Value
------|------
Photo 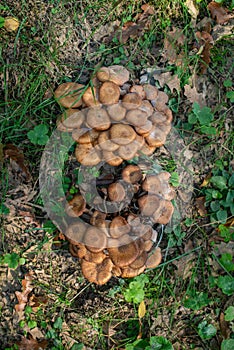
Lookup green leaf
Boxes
[53,316,63,329]
[226,91,234,103]
[27,124,49,145]
[200,125,216,135]
[126,339,149,350]
[210,176,227,191]
[198,321,217,340]
[184,291,210,310]
[224,306,234,321]
[192,103,214,125]
[221,339,234,350]
[228,174,234,187]
[223,79,232,87]
[0,203,10,215]
[71,343,85,350]
[188,113,197,124]
[216,209,227,223]
[0,16,5,28]
[219,253,234,272]
[146,336,174,350]
[217,275,234,295]
[27,320,37,329]
[170,172,180,187]
[3,253,20,269]
[210,201,220,212]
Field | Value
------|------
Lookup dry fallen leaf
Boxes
[184,84,205,106]
[172,240,196,279]
[138,300,146,319]
[15,336,48,350]
[185,0,199,21]
[161,27,186,66]
[208,1,234,24]
[200,172,212,187]
[4,17,20,32]
[15,271,34,313]
[194,30,214,74]
[4,144,31,180]
[154,71,181,92]
[195,196,207,217]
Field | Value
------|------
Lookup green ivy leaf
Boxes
[223,79,232,87]
[221,339,234,350]
[3,252,20,269]
[210,176,227,191]
[200,125,216,135]
[217,275,234,295]
[27,124,49,145]
[216,209,227,223]
[210,201,220,212]
[219,253,234,272]
[27,320,37,329]
[146,336,174,350]
[198,321,217,340]
[184,291,210,310]
[224,306,234,321]
[226,91,234,103]
[192,103,214,125]
[53,316,63,329]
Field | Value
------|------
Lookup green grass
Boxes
[0,0,234,349]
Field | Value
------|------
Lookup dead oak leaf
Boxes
[3,144,31,181]
[195,196,207,217]
[154,71,181,92]
[208,1,234,25]
[15,271,34,313]
[173,240,196,279]
[15,337,48,350]
[184,84,205,106]
[161,27,186,66]
[194,30,214,74]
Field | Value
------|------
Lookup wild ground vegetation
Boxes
[0,0,233,349]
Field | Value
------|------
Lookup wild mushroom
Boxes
[122,92,142,109]
[108,240,139,267]
[121,265,145,278]
[65,194,86,217]
[118,141,139,160]
[153,91,169,111]
[145,247,162,269]
[84,250,107,264]
[65,220,87,244]
[139,100,154,117]
[135,120,153,136]
[126,109,148,127]
[83,226,107,253]
[145,124,171,148]
[86,106,111,131]
[129,250,148,269]
[142,172,175,200]
[75,143,101,166]
[155,200,174,224]
[99,81,120,104]
[69,242,87,259]
[98,130,120,151]
[97,65,129,86]
[81,257,113,285]
[106,103,126,121]
[102,150,123,166]
[109,216,130,238]
[60,109,85,130]
[143,84,158,100]
[54,82,84,108]
[108,182,126,202]
[110,124,136,145]
[82,86,100,107]
[122,165,142,184]
[138,194,163,217]
[76,129,100,144]
[129,85,146,99]
[138,140,156,156]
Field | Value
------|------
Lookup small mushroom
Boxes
[75,143,101,166]
[138,140,156,156]
[142,172,175,200]
[102,150,123,166]
[69,242,87,259]
[118,141,139,160]
[129,251,148,269]
[108,240,139,267]
[138,194,162,217]
[122,165,142,184]
[108,182,126,202]
[81,257,113,285]
[110,216,130,238]
[90,210,107,226]
[145,125,168,147]
[139,100,154,117]
[61,109,85,129]
[99,81,120,104]
[98,130,120,151]
[110,124,136,145]
[84,250,107,264]
[83,226,107,253]
[143,84,158,100]
[54,82,84,108]
[126,109,148,127]
[97,65,129,86]
[65,194,86,217]
[86,106,111,131]
[153,91,169,111]
[72,128,88,142]
[135,120,153,136]
[129,85,146,99]
[121,265,145,278]
[122,92,142,109]
[77,129,100,144]
[145,247,162,269]
[82,86,100,107]
[155,200,174,224]
[106,103,126,121]
[65,221,87,244]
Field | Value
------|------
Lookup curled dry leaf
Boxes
[161,27,186,66]
[195,196,207,217]
[3,144,31,181]
[184,84,205,106]
[15,336,48,350]
[194,30,214,74]
[154,71,181,92]
[4,17,20,32]
[208,1,234,25]
[15,272,34,313]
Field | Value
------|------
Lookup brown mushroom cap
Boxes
[82,86,100,107]
[99,81,120,105]
[65,194,86,217]
[118,141,139,160]
[110,216,130,238]
[110,124,136,145]
[150,110,171,125]
[155,200,174,224]
[135,120,153,136]
[86,107,111,131]
[142,172,175,200]
[106,103,126,121]
[138,140,156,156]
[145,247,162,269]
[97,65,129,86]
[129,85,146,99]
[108,240,139,267]
[138,194,162,217]
[81,257,113,285]
[84,250,107,264]
[122,92,142,109]
[145,126,168,147]
[143,84,158,100]
[83,226,107,252]
[139,100,154,117]
[65,221,87,243]
[77,129,100,144]
[126,109,148,127]
[54,82,84,108]
[56,116,73,132]
[108,182,126,202]
[102,150,123,166]
[153,91,169,111]
[122,165,142,184]
[75,143,101,166]
[72,128,87,142]
[60,109,85,129]
[130,251,148,269]
[90,210,107,226]
[121,265,145,278]
[69,242,87,259]
[98,130,120,151]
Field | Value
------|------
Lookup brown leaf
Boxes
[154,71,181,92]
[15,337,48,350]
[219,312,230,339]
[4,144,31,180]
[194,30,214,74]
[172,240,196,279]
[195,196,207,217]
[200,172,212,187]
[4,17,20,32]
[15,272,34,313]
[161,27,186,66]
[184,84,205,106]
[208,1,234,24]
[185,0,199,20]
[29,295,48,311]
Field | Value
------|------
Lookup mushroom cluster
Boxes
[64,165,175,285]
[54,65,175,285]
[55,65,173,167]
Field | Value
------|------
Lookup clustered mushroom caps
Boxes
[54,65,175,285]
[64,164,175,285]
